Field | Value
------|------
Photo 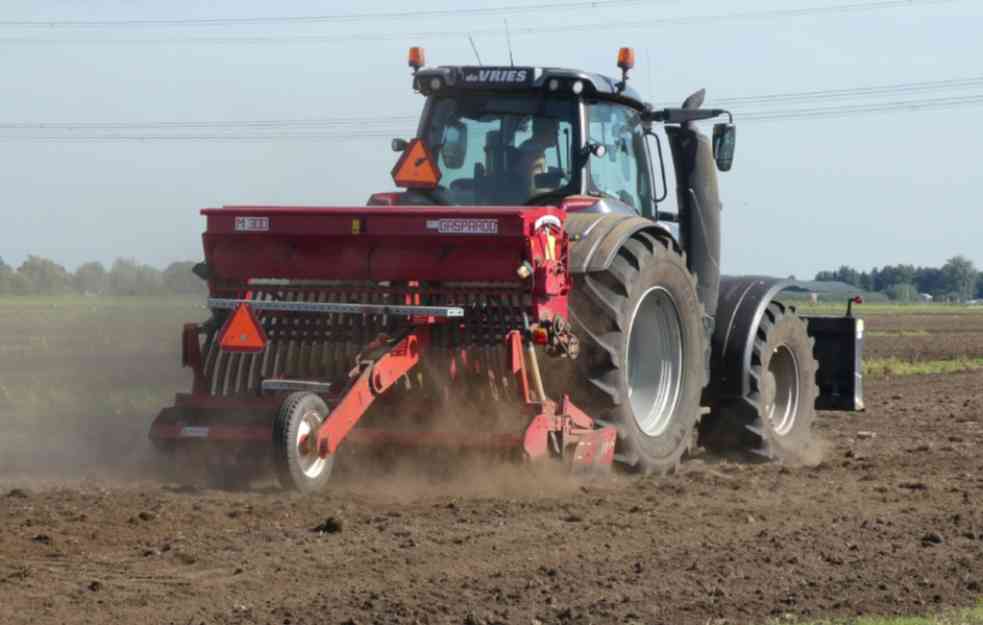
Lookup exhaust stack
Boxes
[666,125,722,324]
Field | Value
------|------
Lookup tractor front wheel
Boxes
[273,392,335,493]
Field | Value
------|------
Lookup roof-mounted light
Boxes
[617,47,636,71]
[408,47,426,74]
[616,47,635,93]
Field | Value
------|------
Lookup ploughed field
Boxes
[1,297,982,625]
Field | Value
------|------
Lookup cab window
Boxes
[586,102,651,212]
[425,95,578,205]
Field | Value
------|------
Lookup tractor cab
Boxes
[378,47,737,222]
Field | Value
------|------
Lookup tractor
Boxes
[150,47,864,492]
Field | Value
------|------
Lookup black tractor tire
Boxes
[273,392,335,493]
[567,231,707,475]
[699,301,819,462]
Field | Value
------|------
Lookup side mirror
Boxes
[391,138,408,152]
[441,122,468,170]
[712,123,736,172]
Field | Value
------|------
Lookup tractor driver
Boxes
[516,116,559,199]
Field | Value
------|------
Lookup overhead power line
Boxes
[739,92,983,121]
[0,132,404,142]
[0,0,962,45]
[708,75,983,107]
[5,92,983,142]
[0,0,651,28]
[4,74,981,134]
[0,116,418,131]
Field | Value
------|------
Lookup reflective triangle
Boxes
[391,138,441,189]
[219,303,267,353]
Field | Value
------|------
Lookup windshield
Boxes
[423,94,580,205]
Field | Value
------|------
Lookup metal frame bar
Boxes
[260,379,334,394]
[207,297,464,318]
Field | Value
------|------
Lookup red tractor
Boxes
[150,48,863,492]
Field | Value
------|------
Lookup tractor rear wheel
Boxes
[700,302,819,462]
[273,392,335,493]
[567,232,706,475]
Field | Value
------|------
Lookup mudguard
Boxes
[707,275,864,412]
[564,213,674,274]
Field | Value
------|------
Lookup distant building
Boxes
[919,293,934,302]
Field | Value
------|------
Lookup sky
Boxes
[1,0,981,280]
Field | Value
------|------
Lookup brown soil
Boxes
[2,301,982,625]
[2,369,982,625]
[864,314,983,361]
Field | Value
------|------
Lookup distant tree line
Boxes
[815,255,981,303]
[0,256,206,296]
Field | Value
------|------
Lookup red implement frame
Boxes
[303,330,426,458]
[294,326,614,469]
[155,319,615,470]
[152,203,613,471]
[506,331,617,469]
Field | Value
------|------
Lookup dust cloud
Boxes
[0,298,197,481]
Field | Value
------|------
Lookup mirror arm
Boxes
[643,108,732,125]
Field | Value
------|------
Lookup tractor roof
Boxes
[413,65,647,110]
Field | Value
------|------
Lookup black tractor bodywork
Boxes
[402,60,864,428]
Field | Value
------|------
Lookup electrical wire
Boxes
[0,0,653,28]
[738,92,983,121]
[0,116,418,131]
[3,74,981,136]
[0,0,962,45]
[4,89,982,143]
[707,76,983,107]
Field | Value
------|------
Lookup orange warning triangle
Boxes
[219,303,267,353]
[391,138,441,189]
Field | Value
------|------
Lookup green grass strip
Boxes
[796,303,983,316]
[865,357,983,378]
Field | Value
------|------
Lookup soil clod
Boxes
[311,517,343,535]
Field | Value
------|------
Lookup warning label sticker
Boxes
[426,218,499,235]
[234,216,269,232]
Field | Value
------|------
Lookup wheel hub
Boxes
[626,287,685,437]
[766,344,800,436]
[297,410,328,478]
